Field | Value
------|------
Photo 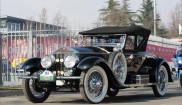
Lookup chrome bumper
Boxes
[18,76,82,80]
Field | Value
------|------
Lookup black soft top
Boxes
[79,26,151,36]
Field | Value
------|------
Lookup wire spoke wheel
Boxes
[180,74,182,88]
[110,52,127,86]
[29,79,46,98]
[22,73,51,103]
[152,65,168,97]
[80,66,108,103]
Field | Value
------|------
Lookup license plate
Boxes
[39,70,55,82]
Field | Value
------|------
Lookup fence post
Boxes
[0,32,2,85]
[28,31,33,58]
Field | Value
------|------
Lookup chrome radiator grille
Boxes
[53,53,66,76]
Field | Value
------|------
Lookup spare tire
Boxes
[108,52,127,86]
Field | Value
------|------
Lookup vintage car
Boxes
[19,26,173,103]
[173,49,182,87]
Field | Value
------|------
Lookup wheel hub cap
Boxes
[90,79,103,89]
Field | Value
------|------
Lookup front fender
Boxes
[76,56,108,71]
[21,57,43,74]
[76,56,120,87]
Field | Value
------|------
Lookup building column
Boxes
[28,31,33,58]
[0,32,2,85]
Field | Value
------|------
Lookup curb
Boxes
[0,89,23,97]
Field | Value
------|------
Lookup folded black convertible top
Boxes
[79,26,151,36]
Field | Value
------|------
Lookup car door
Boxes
[124,35,148,73]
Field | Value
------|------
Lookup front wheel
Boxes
[22,76,51,103]
[152,65,168,97]
[79,66,108,103]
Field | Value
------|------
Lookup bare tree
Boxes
[168,0,182,38]
[25,17,34,30]
[53,10,69,30]
[53,10,63,30]
[39,8,47,30]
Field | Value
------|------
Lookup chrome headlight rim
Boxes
[64,55,79,69]
[41,55,55,69]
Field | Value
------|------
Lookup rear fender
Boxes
[150,58,173,82]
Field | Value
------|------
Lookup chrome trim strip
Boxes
[18,76,38,79]
[56,76,82,80]
[17,69,25,72]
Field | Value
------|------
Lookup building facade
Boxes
[0,16,62,33]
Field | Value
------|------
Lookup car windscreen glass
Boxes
[82,34,126,48]
[177,50,182,57]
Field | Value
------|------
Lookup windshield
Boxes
[81,35,126,48]
[177,49,182,57]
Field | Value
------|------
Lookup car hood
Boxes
[53,46,109,54]
[177,57,182,60]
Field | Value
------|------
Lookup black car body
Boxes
[19,26,173,103]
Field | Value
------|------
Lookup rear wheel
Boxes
[152,65,168,97]
[22,73,51,103]
[79,66,108,103]
[180,74,182,87]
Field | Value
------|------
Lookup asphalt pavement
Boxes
[0,81,182,105]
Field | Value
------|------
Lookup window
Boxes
[137,35,144,47]
[125,36,135,50]
[153,47,155,51]
[7,22,20,31]
[82,36,91,46]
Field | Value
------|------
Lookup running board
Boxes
[18,76,82,80]
[124,83,157,88]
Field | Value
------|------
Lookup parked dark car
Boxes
[173,49,182,87]
[19,26,173,103]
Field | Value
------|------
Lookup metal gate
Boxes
[0,24,78,86]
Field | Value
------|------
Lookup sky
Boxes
[0,0,181,29]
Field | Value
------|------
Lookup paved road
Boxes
[0,81,182,105]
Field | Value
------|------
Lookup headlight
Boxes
[178,60,182,64]
[41,55,55,68]
[64,55,79,68]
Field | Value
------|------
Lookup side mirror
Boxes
[173,54,177,58]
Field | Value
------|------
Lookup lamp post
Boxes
[154,0,157,36]
[179,0,182,42]
[0,0,2,85]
